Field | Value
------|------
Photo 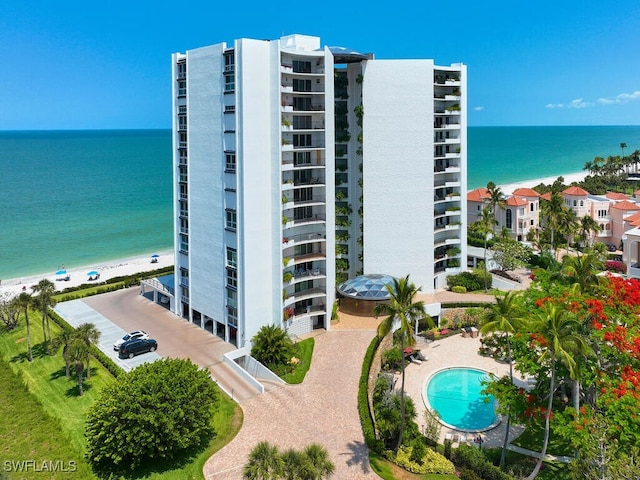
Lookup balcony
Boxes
[224,64,235,73]
[282,232,326,247]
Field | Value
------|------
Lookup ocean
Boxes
[1,126,640,280]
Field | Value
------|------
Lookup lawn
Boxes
[0,305,242,480]
[281,337,314,384]
[0,356,94,479]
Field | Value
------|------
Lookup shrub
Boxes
[605,260,626,273]
[393,445,455,475]
[443,438,452,459]
[86,358,218,472]
[446,271,486,292]
[381,347,403,371]
[251,324,294,368]
[452,285,467,293]
[358,335,383,452]
[460,467,483,480]
[452,444,515,480]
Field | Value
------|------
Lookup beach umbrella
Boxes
[87,271,98,276]
[151,254,159,258]
[55,269,67,275]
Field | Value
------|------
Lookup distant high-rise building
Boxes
[171,34,466,347]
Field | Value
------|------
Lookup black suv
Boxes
[118,338,158,359]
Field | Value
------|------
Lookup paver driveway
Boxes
[203,329,380,480]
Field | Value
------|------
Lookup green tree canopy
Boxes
[86,358,218,472]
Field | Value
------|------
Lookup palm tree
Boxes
[50,329,75,378]
[67,336,90,396]
[244,441,283,480]
[578,215,601,249]
[281,449,305,480]
[557,207,579,253]
[561,253,603,295]
[475,206,497,292]
[373,275,430,452]
[486,181,506,235]
[302,443,335,479]
[31,279,57,343]
[15,292,34,362]
[540,191,565,259]
[74,323,100,379]
[480,291,523,468]
[525,303,592,480]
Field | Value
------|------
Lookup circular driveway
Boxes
[203,329,380,480]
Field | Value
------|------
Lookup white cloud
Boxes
[598,90,640,105]
[550,90,640,109]
[473,106,484,111]
[567,98,593,109]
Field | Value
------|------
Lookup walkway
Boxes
[203,328,380,479]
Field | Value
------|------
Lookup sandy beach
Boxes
[0,170,589,300]
[0,250,174,299]
[496,171,587,195]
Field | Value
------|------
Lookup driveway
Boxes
[58,288,259,401]
[203,328,380,480]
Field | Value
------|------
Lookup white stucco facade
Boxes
[171,35,466,347]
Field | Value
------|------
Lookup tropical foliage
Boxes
[243,441,335,480]
[251,324,295,369]
[85,358,219,472]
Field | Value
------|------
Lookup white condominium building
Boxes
[171,34,466,347]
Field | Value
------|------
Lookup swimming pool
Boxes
[425,367,498,432]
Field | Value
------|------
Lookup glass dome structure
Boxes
[337,274,395,299]
[337,274,395,316]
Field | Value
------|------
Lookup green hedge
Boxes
[358,334,383,452]
[452,444,515,480]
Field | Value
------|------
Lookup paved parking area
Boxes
[54,299,161,371]
[55,288,259,401]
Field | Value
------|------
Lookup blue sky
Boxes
[1,0,639,129]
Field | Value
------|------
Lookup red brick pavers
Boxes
[203,329,381,479]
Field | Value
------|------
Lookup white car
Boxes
[113,330,149,351]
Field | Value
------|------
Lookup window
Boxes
[295,280,313,293]
[178,115,187,130]
[177,62,186,79]
[293,134,312,147]
[519,208,525,215]
[477,205,481,211]
[225,209,237,231]
[293,79,312,92]
[293,115,312,129]
[294,206,313,220]
[292,60,311,73]
[224,74,235,92]
[179,132,187,147]
[226,247,237,268]
[597,209,607,218]
[295,243,314,256]
[227,306,238,326]
[180,234,188,252]
[573,200,577,207]
[226,268,237,288]
[530,219,534,226]
[294,151,311,165]
[293,97,312,111]
[580,200,584,206]
[225,153,236,172]
[506,209,512,229]
[530,202,535,212]
[226,288,237,308]
[224,52,235,72]
[294,188,313,202]
[178,80,186,96]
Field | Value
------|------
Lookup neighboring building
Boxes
[171,34,467,347]
[467,187,540,241]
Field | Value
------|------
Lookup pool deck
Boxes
[402,333,526,448]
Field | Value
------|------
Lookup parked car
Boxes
[118,338,158,359]
[113,330,149,351]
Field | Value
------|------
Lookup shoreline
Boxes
[495,170,587,195]
[0,250,174,299]
[0,170,589,298]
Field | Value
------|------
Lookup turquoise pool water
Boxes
[426,368,497,431]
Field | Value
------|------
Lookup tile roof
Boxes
[506,196,527,206]
[610,200,640,211]
[467,188,489,202]
[563,186,589,196]
[606,192,630,201]
[512,187,540,197]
